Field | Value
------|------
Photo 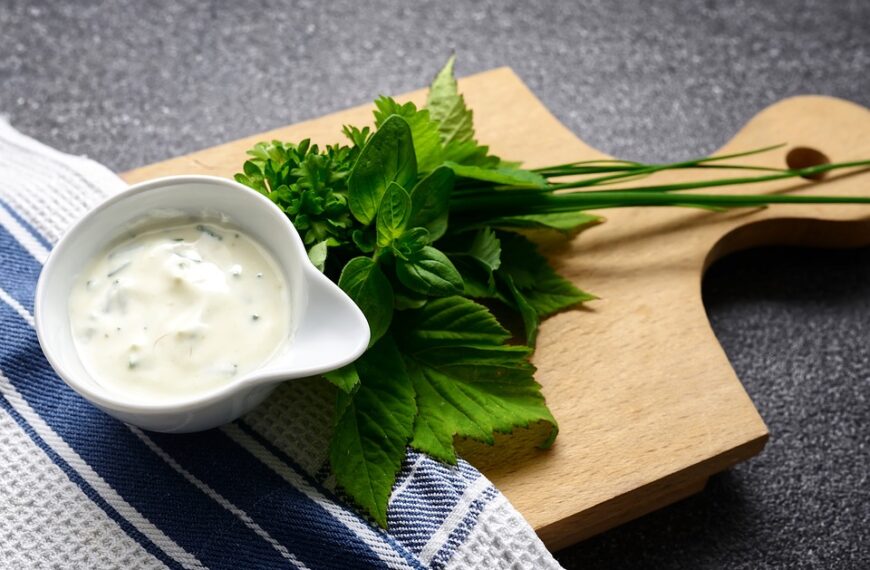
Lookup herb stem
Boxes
[528,144,785,184]
[452,190,870,216]
[533,163,786,179]
[451,159,870,208]
[549,160,870,193]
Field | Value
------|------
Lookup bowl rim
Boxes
[35,174,322,416]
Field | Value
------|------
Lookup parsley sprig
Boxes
[236,56,870,526]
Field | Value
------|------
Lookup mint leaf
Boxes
[338,257,394,345]
[348,115,417,225]
[323,363,360,393]
[373,97,444,173]
[376,182,411,248]
[395,297,557,464]
[395,246,463,296]
[409,166,454,241]
[498,232,595,317]
[445,162,547,188]
[330,336,416,526]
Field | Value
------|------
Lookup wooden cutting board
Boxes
[123,68,870,550]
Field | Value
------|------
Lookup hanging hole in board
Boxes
[785,147,830,180]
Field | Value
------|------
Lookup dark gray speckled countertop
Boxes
[2,1,869,568]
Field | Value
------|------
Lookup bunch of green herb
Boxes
[236,56,870,526]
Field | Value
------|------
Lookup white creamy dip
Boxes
[69,219,290,403]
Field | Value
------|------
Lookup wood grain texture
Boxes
[122,68,870,550]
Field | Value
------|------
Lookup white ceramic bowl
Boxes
[35,175,369,432]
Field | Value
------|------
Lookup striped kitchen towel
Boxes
[0,119,562,570]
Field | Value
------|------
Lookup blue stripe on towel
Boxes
[235,421,425,570]
[428,485,498,569]
[0,304,297,569]
[387,452,481,555]
[0,393,185,570]
[146,429,394,570]
[0,226,41,312]
[0,198,53,250]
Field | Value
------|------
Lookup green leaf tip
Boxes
[348,115,417,226]
[329,336,416,527]
[395,296,559,464]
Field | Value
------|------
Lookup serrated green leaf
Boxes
[330,336,416,526]
[445,162,547,188]
[399,295,508,347]
[426,56,504,169]
[323,363,360,393]
[394,297,557,464]
[373,96,444,172]
[444,140,500,168]
[409,166,454,241]
[450,256,497,299]
[395,246,463,296]
[376,182,412,248]
[338,257,394,345]
[498,232,595,316]
[426,55,475,148]
[442,228,501,299]
[466,228,501,271]
[504,275,540,345]
[404,361,460,462]
[348,115,417,225]
[308,240,329,272]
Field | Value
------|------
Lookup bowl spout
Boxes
[267,266,370,379]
